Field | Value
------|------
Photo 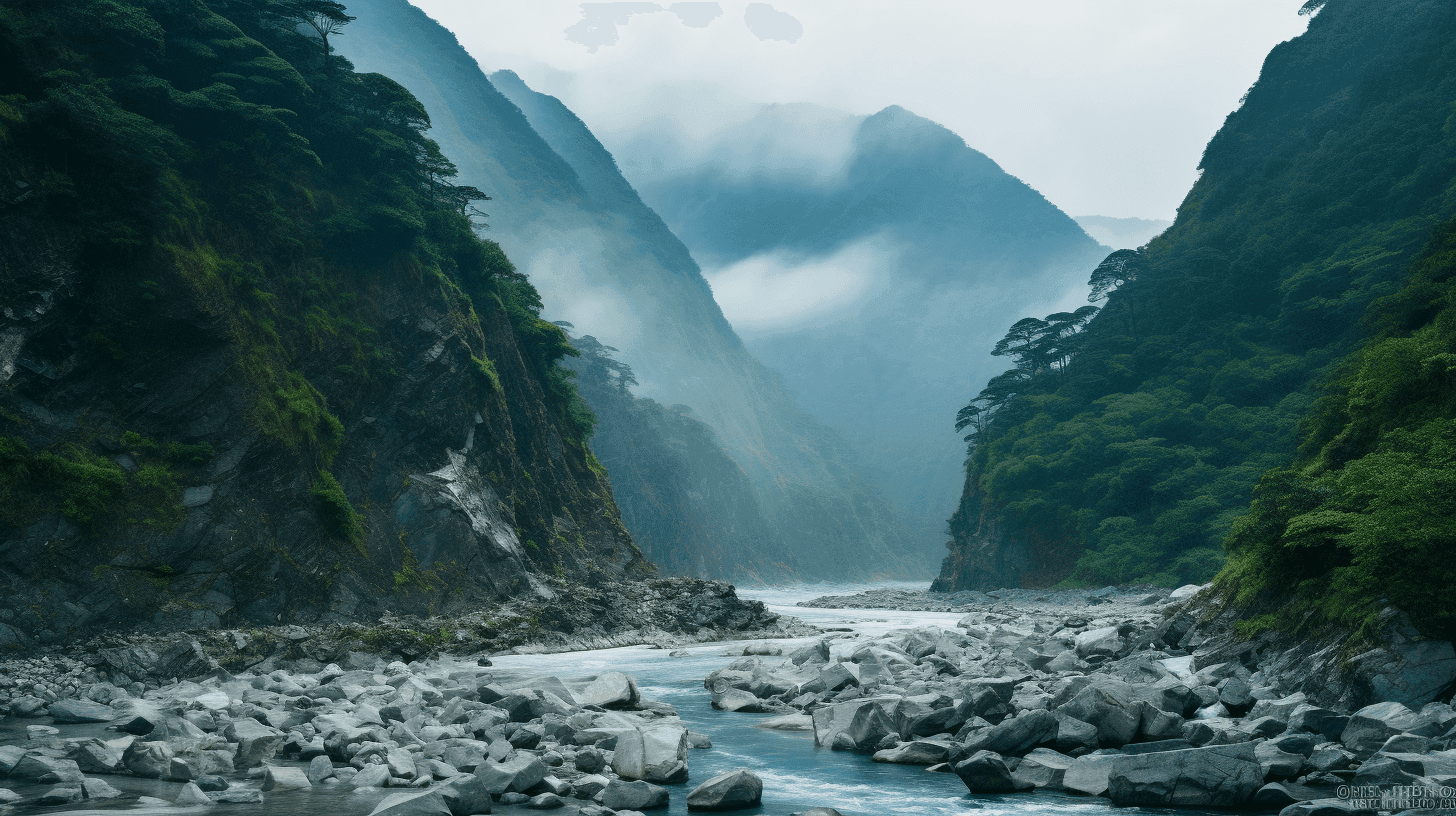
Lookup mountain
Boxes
[602,100,1110,555]
[337,0,921,580]
[933,0,1456,603]
[0,0,646,644]
[1073,216,1172,250]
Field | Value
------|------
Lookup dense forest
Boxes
[0,0,644,639]
[937,0,1456,641]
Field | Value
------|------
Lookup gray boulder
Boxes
[611,724,689,784]
[1256,742,1306,780]
[839,701,897,752]
[351,764,391,788]
[368,789,453,816]
[308,755,335,784]
[475,755,548,795]
[121,741,174,779]
[1075,626,1127,659]
[48,699,116,723]
[1010,747,1075,790]
[686,769,763,811]
[711,688,773,713]
[1341,702,1439,757]
[526,792,564,809]
[953,750,1027,793]
[1105,742,1264,807]
[960,708,1057,757]
[1057,677,1142,747]
[872,740,951,765]
[1289,705,1348,741]
[1062,753,1119,796]
[1051,712,1100,756]
[225,717,284,768]
[262,764,311,790]
[602,779,669,810]
[438,773,494,815]
[580,672,640,710]
[69,738,124,774]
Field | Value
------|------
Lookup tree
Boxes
[1087,248,1147,302]
[278,0,355,57]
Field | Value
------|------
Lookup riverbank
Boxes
[0,581,1450,814]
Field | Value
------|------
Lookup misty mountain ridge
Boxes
[338,0,923,581]
[598,94,1109,557]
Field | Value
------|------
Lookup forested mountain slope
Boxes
[935,0,1456,595]
[0,0,647,644]
[338,0,922,580]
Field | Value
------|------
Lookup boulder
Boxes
[1379,749,1456,778]
[953,750,1027,793]
[308,755,336,785]
[351,764,391,788]
[818,662,861,692]
[369,789,454,816]
[789,640,831,666]
[1057,677,1142,747]
[48,699,117,723]
[121,741,174,779]
[1062,753,1118,796]
[1289,705,1348,741]
[1341,702,1438,757]
[960,708,1057,757]
[263,764,312,790]
[69,737,125,774]
[209,788,265,803]
[838,701,897,752]
[1075,627,1127,660]
[602,779,669,810]
[711,688,773,713]
[580,672,640,709]
[175,782,213,806]
[438,773,494,815]
[611,724,689,783]
[872,740,951,765]
[1105,742,1264,807]
[686,769,763,811]
[526,792,563,809]
[36,785,83,806]
[1051,712,1100,756]
[475,755,548,795]
[1168,584,1204,603]
[574,747,606,774]
[1256,742,1306,780]
[225,717,284,768]
[1253,781,1335,809]
[1010,747,1075,790]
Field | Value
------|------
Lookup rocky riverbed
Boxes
[709,584,1456,815]
[0,580,1451,815]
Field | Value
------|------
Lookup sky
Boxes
[400,1,1311,221]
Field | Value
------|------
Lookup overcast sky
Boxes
[403,1,1310,221]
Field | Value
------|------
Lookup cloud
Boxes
[704,238,892,334]
[521,237,644,353]
[670,2,723,28]
[743,3,802,43]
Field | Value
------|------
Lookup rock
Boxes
[1063,753,1118,796]
[122,740,174,779]
[1257,742,1307,780]
[1052,712,1100,755]
[526,792,564,809]
[352,764,392,788]
[1106,742,1264,807]
[613,723,689,783]
[195,775,229,791]
[11,753,81,782]
[1380,749,1456,777]
[838,699,897,751]
[263,764,312,790]
[36,784,83,805]
[819,662,861,691]
[1289,705,1348,741]
[438,773,494,814]
[758,714,814,732]
[711,688,773,713]
[69,737,124,773]
[1010,747,1075,790]
[872,740,951,765]
[1075,627,1127,660]
[475,754,548,795]
[176,782,213,805]
[48,699,116,723]
[602,779,670,810]
[686,768,763,811]
[961,708,1058,757]
[1254,781,1335,809]
[225,717,284,768]
[369,789,453,816]
[1353,755,1420,786]
[574,746,606,774]
[308,754,335,784]
[1342,702,1438,757]
[1057,677,1142,748]
[789,640,831,666]
[0,789,17,804]
[796,811,843,816]
[953,750,1026,793]
[1168,584,1204,602]
[580,671,640,709]
[1046,650,1087,672]
[1275,799,1372,816]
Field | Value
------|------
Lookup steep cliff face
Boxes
[935,0,1456,592]
[337,0,923,580]
[0,0,644,646]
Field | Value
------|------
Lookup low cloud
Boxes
[705,237,892,334]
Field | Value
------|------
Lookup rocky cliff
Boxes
[0,0,647,646]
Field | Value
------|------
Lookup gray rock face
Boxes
[953,750,1025,793]
[612,724,689,783]
[1009,747,1075,790]
[1062,753,1118,796]
[1105,742,1264,807]
[685,768,763,811]
[1341,702,1437,757]
[602,779,670,810]
[1057,677,1142,748]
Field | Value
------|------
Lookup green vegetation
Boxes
[949,0,1456,592]
[0,0,596,558]
[1217,219,1456,643]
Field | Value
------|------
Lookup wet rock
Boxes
[263,764,311,790]
[47,699,116,723]
[209,787,264,803]
[1010,747,1075,790]
[1106,742,1263,807]
[176,782,213,805]
[953,750,1026,793]
[369,789,453,816]
[36,784,83,805]
[602,779,670,810]
[686,768,762,811]
[526,792,564,809]
[81,777,123,799]
[872,739,951,765]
